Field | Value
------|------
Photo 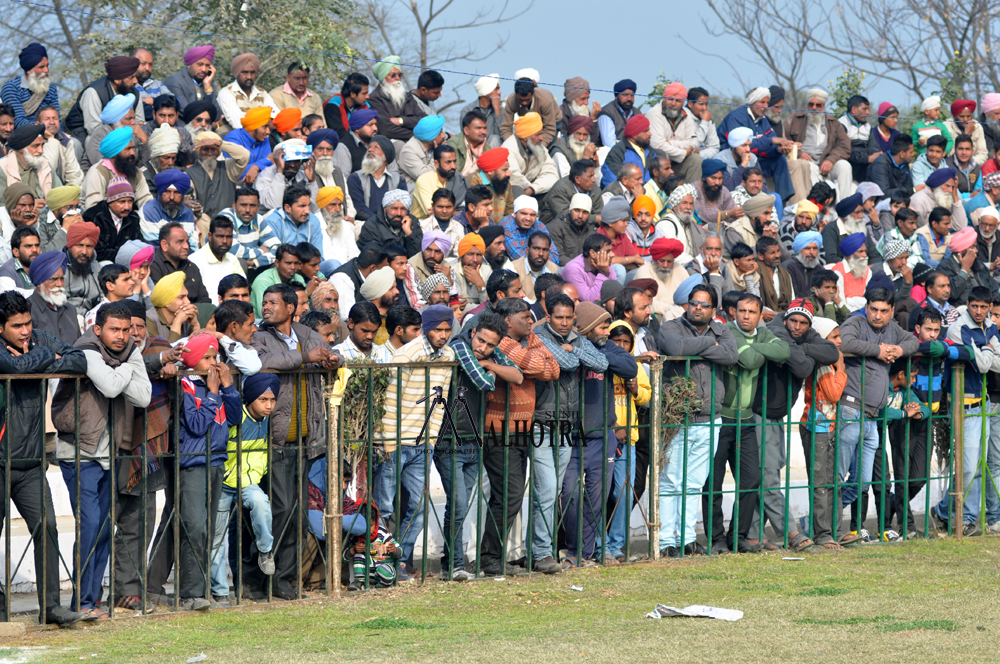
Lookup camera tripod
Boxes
[413,385,484,448]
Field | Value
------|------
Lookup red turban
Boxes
[477,147,509,173]
[624,115,650,139]
[180,333,219,369]
[567,115,595,135]
[650,237,683,260]
[951,99,976,117]
[66,221,100,248]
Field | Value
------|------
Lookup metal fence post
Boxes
[648,361,661,561]
[953,362,965,539]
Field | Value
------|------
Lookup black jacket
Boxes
[752,319,840,420]
[868,152,914,201]
[64,77,115,143]
[148,249,211,304]
[782,257,818,299]
[332,258,365,306]
[84,200,142,263]
[357,208,423,258]
[0,330,86,468]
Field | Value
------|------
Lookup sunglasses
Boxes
[688,300,714,310]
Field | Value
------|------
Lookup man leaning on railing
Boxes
[0,291,89,626]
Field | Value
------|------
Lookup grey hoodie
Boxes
[658,315,738,421]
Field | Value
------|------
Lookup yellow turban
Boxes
[513,112,543,139]
[457,232,486,257]
[794,199,821,218]
[316,186,344,209]
[632,195,656,218]
[46,185,81,211]
[241,106,271,132]
[194,130,222,149]
[151,272,187,308]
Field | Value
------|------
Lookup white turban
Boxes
[668,183,697,210]
[981,206,1000,221]
[474,74,500,98]
[382,188,412,209]
[745,87,770,105]
[515,68,540,83]
[359,266,396,301]
[807,88,830,103]
[148,123,181,158]
[513,195,538,214]
[922,95,942,112]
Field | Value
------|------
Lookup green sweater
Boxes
[250,268,306,318]
[721,322,791,419]
[911,119,953,155]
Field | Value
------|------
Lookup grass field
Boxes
[3,537,999,663]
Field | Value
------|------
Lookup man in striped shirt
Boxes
[376,305,456,579]
[219,187,280,270]
[1,44,59,128]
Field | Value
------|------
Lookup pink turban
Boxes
[983,93,1000,115]
[184,45,215,66]
[950,226,978,253]
[663,82,687,99]
[180,333,219,368]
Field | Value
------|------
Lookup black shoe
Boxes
[272,587,306,601]
[211,595,231,608]
[479,562,504,577]
[963,523,983,537]
[45,606,85,627]
[932,510,949,533]
[177,597,210,612]
[710,540,730,555]
[684,542,708,556]
[241,587,267,601]
[531,556,562,574]
[665,546,680,558]
[737,538,764,553]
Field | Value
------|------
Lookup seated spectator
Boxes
[503,113,558,198]
[469,147,514,224]
[500,76,559,147]
[510,231,559,302]
[728,242,760,295]
[948,133,982,195]
[223,106,272,185]
[28,250,79,344]
[600,117,655,189]
[347,135,406,222]
[0,225,38,289]
[550,115,598,180]
[412,148,468,224]
[778,198,820,257]
[911,134,948,187]
[261,184,324,251]
[38,184,80,254]
[717,88,794,202]
[756,236,792,319]
[628,196,664,262]
[694,158,738,226]
[189,215,245,305]
[937,226,993,305]
[398,114,446,186]
[645,81,702,184]
[830,233,889,312]
[870,134,916,201]
[358,188,422,258]
[783,230,823,299]
[450,233,491,311]
[912,95,953,155]
[330,246,387,316]
[81,93,141,173]
[501,195,557,263]
[915,206,954,268]
[821,193,872,265]
[117,241,155,304]
[723,192,774,261]
[219,187,280,271]
[597,196,642,275]
[82,127,153,211]
[141,169,197,251]
[147,271,200,342]
[187,131,251,222]
[547,193,596,268]
[218,273,250,303]
[37,106,84,189]
[251,244,304,318]
[450,108,500,179]
[0,124,56,201]
[910,167,967,230]
[655,183,705,264]
[84,177,141,262]
[149,222,211,304]
[143,123,180,195]
[316,186,360,266]
[562,233,619,302]
[782,88,852,199]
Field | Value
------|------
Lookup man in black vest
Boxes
[596,79,638,147]
[330,245,387,316]
[64,56,142,144]
[333,108,377,178]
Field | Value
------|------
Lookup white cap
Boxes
[474,74,500,97]
[515,68,540,83]
[513,195,538,214]
[569,193,593,212]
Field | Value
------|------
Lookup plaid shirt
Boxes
[219,208,281,267]
[500,215,559,264]
[451,337,515,390]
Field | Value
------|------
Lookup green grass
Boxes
[6,538,1000,663]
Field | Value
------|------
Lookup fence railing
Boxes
[0,352,992,622]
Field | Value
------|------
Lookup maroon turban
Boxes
[567,115,595,135]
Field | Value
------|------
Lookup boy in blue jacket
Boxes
[178,333,241,611]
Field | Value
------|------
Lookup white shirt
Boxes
[320,218,360,267]
[334,336,393,363]
[216,80,280,130]
[188,245,246,305]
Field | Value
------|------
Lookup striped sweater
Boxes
[380,335,455,452]
[485,334,560,438]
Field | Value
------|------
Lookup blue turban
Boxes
[242,372,280,405]
[926,167,957,189]
[99,126,133,158]
[702,158,726,178]
[29,251,67,286]
[100,94,136,125]
[349,108,378,131]
[834,192,863,219]
[673,273,704,306]
[614,79,637,95]
[318,259,341,276]
[306,128,339,150]
[839,232,866,257]
[19,43,46,72]
[413,114,445,142]
[792,230,824,254]
[154,169,192,196]
[421,304,454,333]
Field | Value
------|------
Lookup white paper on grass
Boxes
[649,604,743,621]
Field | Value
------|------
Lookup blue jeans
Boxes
[985,406,1000,524]
[60,461,111,611]
[658,419,718,549]
[838,406,880,507]
[935,405,990,525]
[309,509,369,541]
[530,425,573,562]
[604,439,635,558]
[612,264,627,284]
[561,432,617,560]
[210,483,273,597]
[433,442,480,572]
[373,444,427,564]
[758,153,794,201]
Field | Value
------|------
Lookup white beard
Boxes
[655,266,673,281]
[933,188,954,208]
[663,106,682,120]
[843,215,867,235]
[796,253,821,269]
[527,140,548,162]
[314,156,335,178]
[322,208,344,237]
[764,109,783,124]
[25,72,50,95]
[675,210,694,224]
[569,100,590,117]
[40,287,67,308]
[381,80,407,108]
[807,111,824,127]
[847,255,868,278]
[200,156,217,177]
[19,149,43,169]
[360,153,385,176]
[568,136,589,160]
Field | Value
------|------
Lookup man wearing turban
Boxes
[164,45,217,111]
[468,146,515,224]
[557,76,601,143]
[347,134,408,222]
[357,186,423,257]
[182,129,251,227]
[82,125,154,212]
[1,43,59,128]
[645,81,703,184]
[502,112,558,198]
[500,75,560,147]
[223,105,275,186]
[366,55,409,139]
[548,115,598,180]
[0,123,54,202]
[398,114,447,186]
[39,184,82,253]
[782,88,853,200]
[716,85,795,202]
[268,62,325,128]
[315,184,359,265]
[332,107,379,178]
[783,229,824,298]
[599,115,657,190]
[945,99,988,165]
[216,52,280,133]
[147,270,200,341]
[596,78,639,147]
[62,221,103,319]
[27,249,81,345]
[450,232,491,309]
[693,157,739,231]
[633,237,690,319]
[828,232,878,312]
[912,95,953,156]
[459,73,502,140]
[141,169,198,252]
[64,55,142,144]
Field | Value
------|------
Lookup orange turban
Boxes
[457,232,486,258]
[316,186,344,209]
[273,107,302,134]
[241,106,271,131]
[632,195,656,217]
[513,112,543,139]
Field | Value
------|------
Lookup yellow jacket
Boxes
[609,321,652,444]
